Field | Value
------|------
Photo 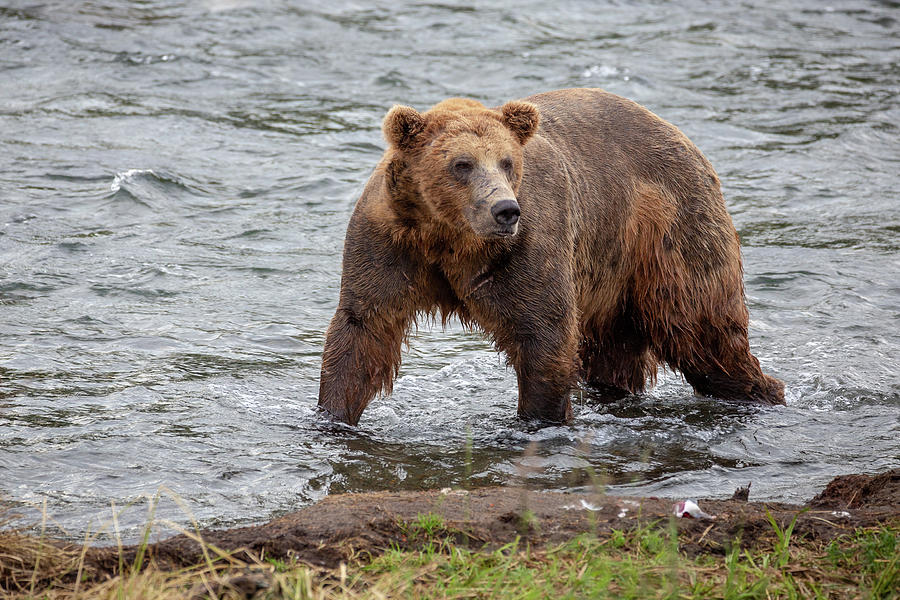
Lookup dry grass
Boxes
[2,498,898,600]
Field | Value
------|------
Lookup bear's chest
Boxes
[437,254,513,315]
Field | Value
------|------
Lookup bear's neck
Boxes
[392,219,513,306]
[394,218,507,267]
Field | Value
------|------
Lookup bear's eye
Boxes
[500,157,514,177]
[451,158,474,179]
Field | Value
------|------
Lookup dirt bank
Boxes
[3,469,898,591]
[84,469,898,573]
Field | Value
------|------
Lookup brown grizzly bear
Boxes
[318,88,784,426]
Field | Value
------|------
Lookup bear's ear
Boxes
[383,105,426,150]
[500,101,540,145]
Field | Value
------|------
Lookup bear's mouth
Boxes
[491,225,518,238]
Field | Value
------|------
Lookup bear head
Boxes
[381,98,540,241]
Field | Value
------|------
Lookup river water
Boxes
[1,1,898,541]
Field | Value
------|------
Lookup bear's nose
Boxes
[491,199,520,226]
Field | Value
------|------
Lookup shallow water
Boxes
[1,1,898,541]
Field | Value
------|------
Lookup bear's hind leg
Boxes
[682,365,784,405]
[660,317,785,406]
[580,306,656,401]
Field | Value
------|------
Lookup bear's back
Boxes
[522,88,716,191]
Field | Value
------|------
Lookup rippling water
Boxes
[1,1,899,541]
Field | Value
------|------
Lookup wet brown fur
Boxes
[318,88,784,426]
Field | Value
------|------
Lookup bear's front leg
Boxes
[515,366,575,422]
[318,208,423,427]
[506,310,580,424]
[318,305,409,426]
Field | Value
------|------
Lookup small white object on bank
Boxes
[673,499,716,520]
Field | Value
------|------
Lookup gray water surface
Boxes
[1,1,899,541]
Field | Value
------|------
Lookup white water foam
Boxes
[110,168,156,192]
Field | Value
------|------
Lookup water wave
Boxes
[109,168,157,193]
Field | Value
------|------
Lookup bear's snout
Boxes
[491,199,520,227]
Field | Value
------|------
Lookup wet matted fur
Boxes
[318,88,784,426]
